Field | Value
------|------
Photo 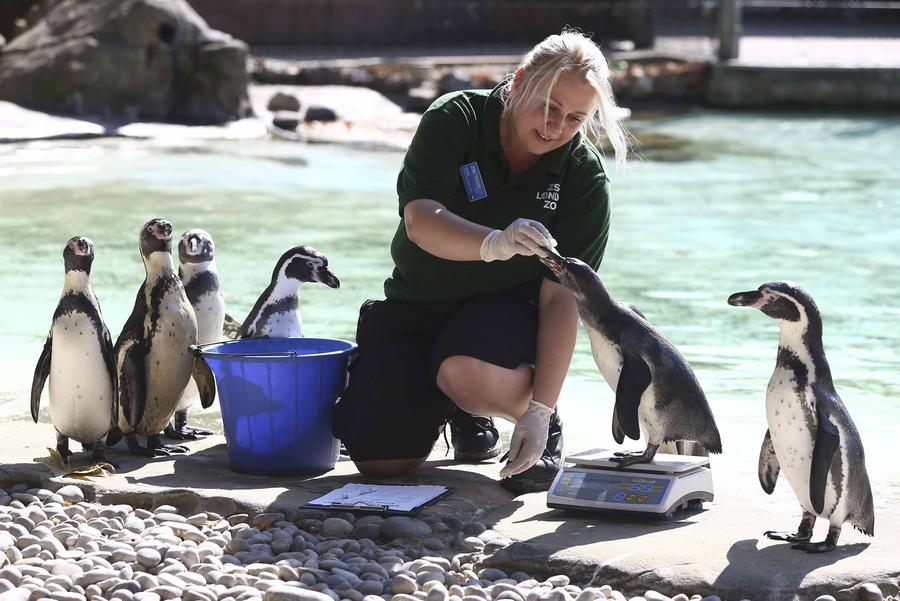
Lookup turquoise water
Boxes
[1,110,898,505]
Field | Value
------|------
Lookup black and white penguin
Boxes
[112,218,216,456]
[237,245,340,339]
[539,251,722,467]
[728,281,874,552]
[164,228,224,440]
[31,237,117,464]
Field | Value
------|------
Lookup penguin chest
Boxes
[141,294,197,432]
[257,306,301,338]
[766,367,818,510]
[585,327,623,390]
[192,291,225,345]
[48,314,113,442]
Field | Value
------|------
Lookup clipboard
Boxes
[304,483,453,515]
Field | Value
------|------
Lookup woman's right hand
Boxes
[480,218,558,262]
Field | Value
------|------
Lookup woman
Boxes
[333,29,628,494]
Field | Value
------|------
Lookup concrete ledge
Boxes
[707,63,900,108]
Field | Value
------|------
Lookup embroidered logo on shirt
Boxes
[460,162,488,202]
[537,183,561,210]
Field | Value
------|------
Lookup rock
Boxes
[304,106,338,122]
[321,519,354,539]
[55,485,85,505]
[136,548,162,568]
[856,584,882,601]
[382,518,431,540]
[272,111,302,131]
[267,92,301,112]
[0,0,251,123]
[391,575,417,595]
[437,71,475,95]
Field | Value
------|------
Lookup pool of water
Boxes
[2,109,898,505]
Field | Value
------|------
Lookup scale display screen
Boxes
[551,468,670,506]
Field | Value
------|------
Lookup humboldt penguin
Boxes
[728,281,874,552]
[236,245,340,339]
[539,250,722,467]
[111,218,216,456]
[164,228,224,440]
[31,236,117,464]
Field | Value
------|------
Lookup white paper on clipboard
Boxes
[305,483,452,514]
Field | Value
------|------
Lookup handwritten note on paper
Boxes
[305,483,451,514]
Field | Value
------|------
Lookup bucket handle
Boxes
[191,343,298,359]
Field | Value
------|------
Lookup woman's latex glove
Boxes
[480,218,558,262]
[499,400,555,478]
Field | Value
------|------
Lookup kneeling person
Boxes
[332,29,627,493]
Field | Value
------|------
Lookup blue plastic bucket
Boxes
[196,337,357,475]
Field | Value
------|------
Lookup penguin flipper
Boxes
[615,352,651,441]
[31,334,52,423]
[758,429,780,494]
[612,407,626,444]
[222,313,242,340]
[100,324,118,429]
[121,342,147,428]
[193,358,217,409]
[810,384,841,515]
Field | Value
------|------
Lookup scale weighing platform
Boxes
[547,448,714,518]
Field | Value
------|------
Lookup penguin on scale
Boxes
[539,249,722,466]
[535,249,720,517]
[31,236,117,465]
[110,218,216,457]
[224,245,340,339]
[164,228,224,440]
[729,281,874,552]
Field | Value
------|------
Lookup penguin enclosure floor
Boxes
[1,421,897,601]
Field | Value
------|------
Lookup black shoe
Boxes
[500,409,563,495]
[449,409,502,462]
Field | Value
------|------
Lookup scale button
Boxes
[637,495,648,502]
[642,484,654,493]
[613,492,626,502]
[625,494,636,501]
[629,484,642,492]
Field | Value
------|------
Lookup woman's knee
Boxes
[436,355,531,417]
[353,457,427,478]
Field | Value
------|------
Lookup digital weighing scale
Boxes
[547,448,714,518]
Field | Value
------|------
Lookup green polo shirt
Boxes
[384,84,611,303]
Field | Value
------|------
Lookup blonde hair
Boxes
[502,29,628,168]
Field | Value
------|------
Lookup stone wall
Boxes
[707,64,900,108]
[186,0,656,48]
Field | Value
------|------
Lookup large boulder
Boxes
[0,0,251,123]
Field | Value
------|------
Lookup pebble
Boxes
[0,481,867,601]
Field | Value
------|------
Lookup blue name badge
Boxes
[460,162,488,202]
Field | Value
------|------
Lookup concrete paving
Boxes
[1,421,897,601]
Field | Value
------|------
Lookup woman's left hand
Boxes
[500,400,555,478]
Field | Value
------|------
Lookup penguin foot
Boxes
[764,530,812,543]
[610,452,652,468]
[163,424,203,441]
[150,445,190,456]
[791,540,836,553]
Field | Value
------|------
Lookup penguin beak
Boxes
[317,266,340,289]
[538,245,564,276]
[190,237,199,254]
[727,290,765,308]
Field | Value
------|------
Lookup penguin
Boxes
[31,236,117,464]
[164,228,224,440]
[236,245,340,339]
[111,218,216,457]
[728,281,874,552]
[539,250,722,467]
